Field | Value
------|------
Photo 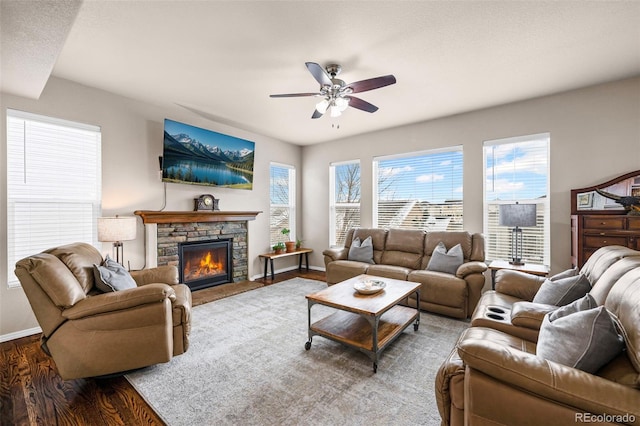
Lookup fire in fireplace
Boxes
[178,238,233,291]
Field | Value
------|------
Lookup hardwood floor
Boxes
[0,270,326,425]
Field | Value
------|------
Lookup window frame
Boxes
[269,162,296,246]
[483,133,550,266]
[6,109,102,288]
[329,160,361,247]
[372,146,464,231]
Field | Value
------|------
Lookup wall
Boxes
[302,77,640,276]
[0,77,302,339]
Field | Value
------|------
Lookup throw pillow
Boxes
[348,236,374,264]
[93,255,137,292]
[549,267,578,281]
[537,306,625,374]
[532,274,591,306]
[548,293,597,322]
[426,242,463,275]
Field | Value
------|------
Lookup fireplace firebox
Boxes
[178,238,233,291]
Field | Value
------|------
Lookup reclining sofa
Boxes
[323,228,487,319]
[15,242,192,380]
[436,245,640,425]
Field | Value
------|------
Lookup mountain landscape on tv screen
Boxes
[162,121,255,189]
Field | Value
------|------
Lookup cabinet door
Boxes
[628,217,640,230]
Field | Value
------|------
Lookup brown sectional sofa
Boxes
[436,245,640,425]
[323,228,487,319]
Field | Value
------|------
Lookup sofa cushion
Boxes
[427,242,463,275]
[326,260,369,284]
[348,236,374,264]
[93,255,137,292]
[366,264,411,281]
[351,229,387,264]
[380,228,424,269]
[409,270,467,308]
[532,274,591,306]
[537,306,625,374]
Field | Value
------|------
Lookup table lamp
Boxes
[97,216,137,265]
[499,203,537,265]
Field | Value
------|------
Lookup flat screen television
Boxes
[162,118,255,189]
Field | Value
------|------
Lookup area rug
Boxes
[125,278,469,426]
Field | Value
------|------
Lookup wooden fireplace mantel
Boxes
[134,210,262,224]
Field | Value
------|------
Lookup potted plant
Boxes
[296,238,304,249]
[281,228,296,252]
[272,242,285,254]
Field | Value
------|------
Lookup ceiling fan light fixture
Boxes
[335,97,349,111]
[315,98,329,114]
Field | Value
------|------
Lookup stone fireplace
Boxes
[134,210,261,288]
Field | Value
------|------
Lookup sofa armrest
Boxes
[323,247,348,263]
[457,337,640,418]
[494,269,546,301]
[510,301,558,330]
[130,265,179,286]
[456,261,487,278]
[63,284,176,320]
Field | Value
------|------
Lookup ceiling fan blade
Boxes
[305,62,332,86]
[347,75,396,94]
[311,109,323,119]
[269,92,321,98]
[346,96,379,113]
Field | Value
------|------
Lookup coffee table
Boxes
[305,274,421,373]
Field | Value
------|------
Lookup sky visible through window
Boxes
[377,150,463,203]
[485,139,548,201]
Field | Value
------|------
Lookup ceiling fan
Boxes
[269,62,396,119]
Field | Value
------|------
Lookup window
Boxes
[373,147,463,231]
[269,163,295,245]
[483,133,550,265]
[329,160,361,247]
[7,109,102,287]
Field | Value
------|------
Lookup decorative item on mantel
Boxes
[194,194,220,211]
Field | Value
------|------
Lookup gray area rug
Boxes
[126,278,469,425]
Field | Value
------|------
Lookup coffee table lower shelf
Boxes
[306,305,419,372]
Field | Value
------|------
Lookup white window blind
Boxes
[483,133,550,265]
[330,160,361,247]
[269,163,296,246]
[7,109,102,287]
[373,147,463,231]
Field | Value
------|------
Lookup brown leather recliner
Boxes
[436,245,640,425]
[15,242,192,380]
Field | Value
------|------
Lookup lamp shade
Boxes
[98,216,137,242]
[499,204,537,227]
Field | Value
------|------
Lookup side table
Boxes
[488,260,550,290]
[259,248,313,280]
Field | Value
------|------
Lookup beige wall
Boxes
[1,76,639,339]
[0,77,302,339]
[302,76,640,275]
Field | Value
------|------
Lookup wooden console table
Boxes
[259,248,313,280]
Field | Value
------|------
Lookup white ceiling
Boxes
[2,1,640,146]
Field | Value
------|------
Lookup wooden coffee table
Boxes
[305,274,421,373]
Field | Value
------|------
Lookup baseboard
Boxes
[0,326,41,343]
